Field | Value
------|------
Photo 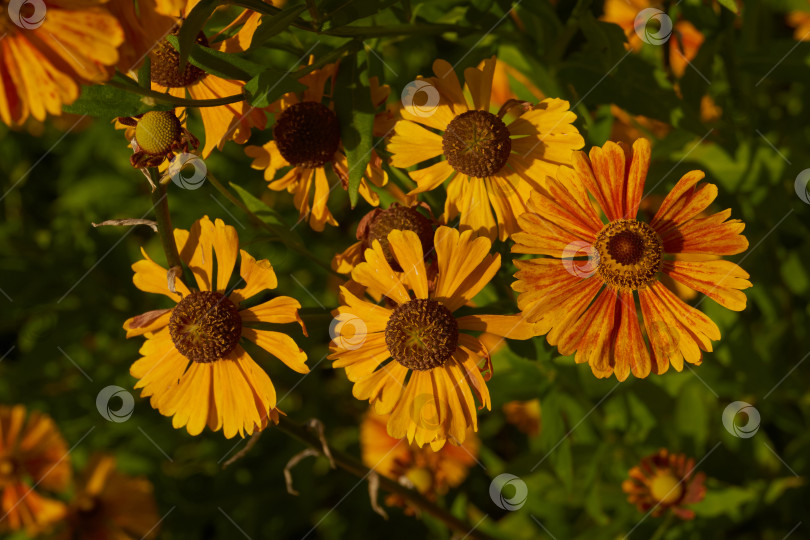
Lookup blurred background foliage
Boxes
[1,0,809,538]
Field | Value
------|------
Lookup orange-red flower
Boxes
[0,0,123,126]
[0,405,71,535]
[622,449,706,519]
[512,138,751,380]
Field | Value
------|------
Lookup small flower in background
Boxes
[601,0,703,78]
[622,449,706,519]
[512,138,751,380]
[0,405,71,535]
[329,226,536,449]
[502,399,541,437]
[123,216,306,438]
[53,454,161,540]
[388,57,584,242]
[0,0,124,126]
[360,410,478,512]
[245,64,390,231]
[331,203,437,275]
[788,2,810,41]
[117,110,199,169]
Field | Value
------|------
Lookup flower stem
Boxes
[150,171,182,270]
[107,78,244,108]
[274,416,497,540]
[649,512,676,540]
[205,172,340,277]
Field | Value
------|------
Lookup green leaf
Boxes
[229,182,304,246]
[715,0,739,13]
[177,0,219,70]
[137,57,151,90]
[62,84,171,119]
[243,68,307,107]
[166,35,262,81]
[320,0,399,28]
[333,52,375,208]
[249,4,308,50]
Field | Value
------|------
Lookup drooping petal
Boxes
[387,230,429,299]
[663,260,751,311]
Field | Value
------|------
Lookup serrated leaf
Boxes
[249,4,308,50]
[167,35,262,81]
[62,84,171,119]
[177,0,219,70]
[334,52,374,207]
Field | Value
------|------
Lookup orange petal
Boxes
[663,260,751,311]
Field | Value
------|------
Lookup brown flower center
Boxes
[385,299,458,371]
[649,472,683,505]
[367,206,434,272]
[169,291,242,363]
[150,30,208,88]
[134,111,183,156]
[274,101,341,168]
[594,219,662,290]
[442,110,511,178]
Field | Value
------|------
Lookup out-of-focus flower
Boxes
[360,410,478,512]
[0,0,123,126]
[54,454,161,539]
[0,405,70,535]
[503,399,542,437]
[622,448,706,519]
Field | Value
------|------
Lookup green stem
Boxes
[548,0,592,66]
[649,512,675,540]
[274,416,497,540]
[205,173,340,277]
[107,78,244,108]
[149,172,182,270]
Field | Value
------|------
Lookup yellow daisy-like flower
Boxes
[511,138,750,380]
[55,454,161,540]
[360,410,478,512]
[388,56,584,241]
[502,399,542,437]
[0,405,70,535]
[143,1,267,158]
[124,216,307,438]
[329,226,536,449]
[245,65,389,231]
[0,0,123,126]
